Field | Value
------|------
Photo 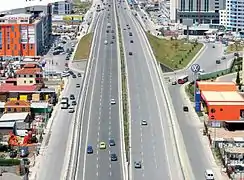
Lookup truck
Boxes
[61,97,69,109]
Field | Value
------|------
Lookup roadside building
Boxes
[219,9,227,27]
[197,81,244,122]
[4,100,31,113]
[52,0,72,15]
[0,5,52,59]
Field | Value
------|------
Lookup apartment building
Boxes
[52,0,72,15]
[226,0,244,32]
[175,0,226,24]
[219,9,227,26]
[0,4,52,59]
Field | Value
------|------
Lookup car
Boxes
[134,161,142,168]
[87,145,93,154]
[106,30,109,33]
[130,40,133,43]
[111,30,114,33]
[104,40,108,45]
[123,28,126,30]
[183,106,188,112]
[70,94,75,100]
[112,35,115,39]
[110,153,117,161]
[216,60,221,64]
[129,32,132,36]
[78,73,81,77]
[126,24,129,27]
[141,120,147,125]
[65,57,69,60]
[110,99,116,104]
[9,150,17,158]
[128,27,131,29]
[172,81,177,85]
[204,169,214,180]
[221,56,226,60]
[72,101,77,106]
[234,52,239,57]
[72,74,77,78]
[110,41,114,44]
[129,52,133,55]
[212,45,215,48]
[76,84,80,88]
[109,139,116,146]
[99,142,106,149]
[68,106,75,113]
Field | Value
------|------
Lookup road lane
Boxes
[118,4,183,180]
[76,1,123,179]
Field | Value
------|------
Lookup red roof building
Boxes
[0,84,39,93]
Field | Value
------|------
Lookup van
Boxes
[204,169,214,180]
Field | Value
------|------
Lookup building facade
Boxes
[219,9,227,26]
[176,0,226,24]
[226,0,244,32]
[52,0,72,15]
[0,4,52,59]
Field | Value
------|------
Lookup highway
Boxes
[75,0,124,179]
[118,2,183,180]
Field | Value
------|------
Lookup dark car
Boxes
[112,35,115,39]
[9,150,17,158]
[109,139,115,146]
[111,30,114,33]
[130,40,133,43]
[72,74,77,78]
[72,101,77,106]
[87,145,93,154]
[216,60,221,64]
[183,106,188,112]
[129,52,133,55]
[70,94,75,100]
[20,147,29,158]
[134,161,141,168]
[106,30,109,33]
[110,153,117,161]
[78,73,81,77]
[234,52,239,57]
[129,32,132,36]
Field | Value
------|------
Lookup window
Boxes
[14,44,17,50]
[30,44,33,49]
[30,80,33,83]
[24,75,26,78]
[7,108,11,112]
[7,44,10,49]
[24,80,26,83]
[11,26,14,32]
[14,108,17,112]
[30,75,33,77]
[22,108,25,112]
[23,44,26,49]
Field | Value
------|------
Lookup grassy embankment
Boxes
[146,33,203,70]
[73,33,93,61]
[72,0,92,14]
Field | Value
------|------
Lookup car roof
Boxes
[205,169,213,174]
[87,145,92,148]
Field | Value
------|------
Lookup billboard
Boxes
[28,26,35,44]
[195,90,201,112]
[63,15,83,22]
[20,26,28,44]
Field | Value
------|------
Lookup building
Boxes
[0,5,52,59]
[52,0,72,15]
[226,0,244,32]
[219,9,227,27]
[16,64,43,86]
[4,100,31,113]
[176,0,226,24]
[197,81,244,121]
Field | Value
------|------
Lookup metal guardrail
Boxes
[65,14,101,180]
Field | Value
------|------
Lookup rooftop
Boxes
[209,127,244,139]
[197,81,236,91]
[1,13,32,19]
[201,91,244,102]
[0,83,38,92]
[0,112,29,122]
[225,147,244,154]
[16,67,41,75]
[0,0,67,13]
[5,100,30,107]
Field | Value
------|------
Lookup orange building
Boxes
[0,12,51,58]
[197,81,244,121]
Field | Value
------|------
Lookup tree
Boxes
[236,70,241,85]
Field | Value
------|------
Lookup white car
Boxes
[110,99,116,104]
[141,120,147,125]
[68,106,75,113]
[104,40,108,45]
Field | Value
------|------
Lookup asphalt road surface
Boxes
[118,2,183,180]
[76,1,124,180]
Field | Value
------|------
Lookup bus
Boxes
[177,75,189,84]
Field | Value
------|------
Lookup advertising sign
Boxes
[63,15,83,22]
[20,26,28,44]
[28,26,35,44]
[195,90,201,112]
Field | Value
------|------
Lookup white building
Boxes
[52,0,72,15]
[226,0,244,32]
[219,9,227,27]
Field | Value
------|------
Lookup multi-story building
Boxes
[16,63,43,86]
[175,0,226,24]
[219,9,227,27]
[52,0,72,15]
[0,4,52,59]
[226,0,244,32]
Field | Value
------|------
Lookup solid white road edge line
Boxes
[114,3,127,180]
[130,13,194,180]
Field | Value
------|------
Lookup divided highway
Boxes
[117,2,183,180]
[75,1,124,180]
